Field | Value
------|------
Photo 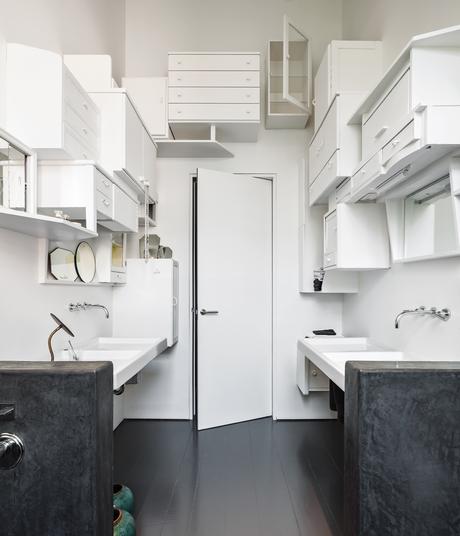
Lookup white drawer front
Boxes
[64,105,98,154]
[63,69,99,134]
[94,170,113,199]
[169,54,260,71]
[309,151,339,205]
[169,71,260,87]
[309,98,339,181]
[169,87,260,104]
[96,190,112,219]
[169,103,260,121]
[62,124,97,161]
[351,152,383,193]
[113,185,138,232]
[362,69,411,161]
[381,120,416,165]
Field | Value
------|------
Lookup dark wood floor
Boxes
[114,418,344,536]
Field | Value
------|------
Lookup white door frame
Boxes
[189,171,279,422]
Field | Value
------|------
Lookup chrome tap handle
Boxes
[0,433,24,470]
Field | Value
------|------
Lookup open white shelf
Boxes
[39,279,112,287]
[0,208,97,240]
[156,139,234,158]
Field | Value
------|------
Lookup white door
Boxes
[196,168,272,431]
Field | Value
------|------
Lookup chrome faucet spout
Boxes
[68,302,110,319]
[394,306,451,329]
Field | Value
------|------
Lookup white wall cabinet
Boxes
[308,93,363,205]
[313,40,382,131]
[37,161,139,233]
[5,44,100,160]
[88,90,157,195]
[95,231,127,284]
[349,26,460,203]
[323,203,390,271]
[122,77,169,139]
[168,52,260,142]
[266,16,312,129]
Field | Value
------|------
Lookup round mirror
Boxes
[49,248,78,281]
[75,242,96,283]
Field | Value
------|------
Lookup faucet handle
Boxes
[417,305,426,311]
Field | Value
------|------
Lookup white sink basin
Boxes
[298,337,404,391]
[57,337,168,389]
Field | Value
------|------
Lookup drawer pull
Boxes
[177,60,182,65]
[361,169,367,174]
[82,153,88,159]
[246,77,251,82]
[103,180,110,187]
[246,94,251,98]
[103,199,110,207]
[246,61,251,65]
[177,110,182,114]
[391,139,400,147]
[177,93,182,97]
[82,103,88,110]
[246,110,251,114]
[177,77,182,81]
[374,125,388,139]
[82,128,88,135]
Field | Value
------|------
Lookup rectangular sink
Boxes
[57,337,168,389]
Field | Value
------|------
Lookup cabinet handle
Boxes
[374,125,388,139]
[82,153,88,159]
[82,103,88,110]
[246,77,251,82]
[246,110,251,114]
[103,180,110,187]
[177,60,182,65]
[246,94,251,98]
[177,93,182,97]
[391,139,400,147]
[177,110,182,114]
[312,98,316,106]
[246,60,251,65]
[103,199,110,207]
[361,169,366,174]
[177,77,182,81]
[82,128,88,135]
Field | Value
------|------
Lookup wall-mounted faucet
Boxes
[68,302,110,319]
[394,306,451,329]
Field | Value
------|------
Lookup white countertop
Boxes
[57,337,168,389]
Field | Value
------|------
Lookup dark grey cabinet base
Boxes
[345,362,460,536]
[0,361,113,536]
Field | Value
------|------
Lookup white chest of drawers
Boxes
[5,44,99,161]
[168,52,260,142]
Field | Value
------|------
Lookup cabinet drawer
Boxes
[381,120,416,165]
[309,151,338,205]
[169,103,260,121]
[169,87,260,104]
[94,170,113,198]
[362,69,411,161]
[168,71,260,87]
[351,152,383,193]
[62,124,97,161]
[64,105,98,154]
[309,98,338,181]
[111,271,127,284]
[63,68,99,134]
[169,54,260,71]
[113,185,138,232]
[336,178,351,203]
[96,190,112,219]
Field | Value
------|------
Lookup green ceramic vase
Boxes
[113,484,135,515]
[113,508,136,536]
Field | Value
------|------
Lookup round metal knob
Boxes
[0,433,24,470]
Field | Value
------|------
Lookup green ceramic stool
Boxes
[113,484,135,515]
[113,508,136,536]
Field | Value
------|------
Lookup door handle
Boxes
[200,309,219,315]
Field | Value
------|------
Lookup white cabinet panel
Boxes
[309,99,339,180]
[169,103,260,121]
[362,69,411,162]
[169,53,260,71]
[112,184,138,232]
[143,129,157,194]
[124,98,144,184]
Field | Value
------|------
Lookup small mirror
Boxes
[75,242,96,283]
[403,176,458,259]
[49,248,78,281]
[0,137,27,212]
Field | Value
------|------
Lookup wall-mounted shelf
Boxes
[0,208,97,241]
[156,139,233,158]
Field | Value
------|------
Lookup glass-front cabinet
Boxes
[266,15,312,129]
[0,130,29,212]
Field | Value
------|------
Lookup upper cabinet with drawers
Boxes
[349,26,460,202]
[168,52,260,142]
[4,44,99,160]
[88,90,157,197]
[308,41,382,205]
[266,16,312,129]
[313,41,382,132]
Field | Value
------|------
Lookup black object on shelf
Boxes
[312,329,337,336]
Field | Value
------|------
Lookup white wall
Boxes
[342,1,460,357]
[124,0,344,419]
[343,0,460,69]
[0,1,125,360]
[0,0,125,82]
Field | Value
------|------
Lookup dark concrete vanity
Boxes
[344,361,460,536]
[0,361,113,536]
